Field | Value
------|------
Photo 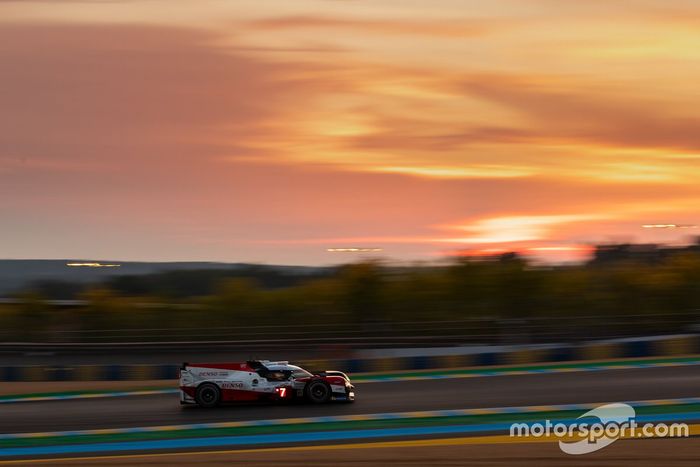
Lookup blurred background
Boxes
[2,240,699,350]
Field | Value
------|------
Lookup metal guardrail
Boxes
[4,336,700,381]
[0,336,489,352]
[0,311,698,350]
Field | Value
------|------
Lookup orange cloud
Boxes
[459,74,700,152]
[245,16,498,38]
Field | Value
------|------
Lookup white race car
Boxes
[179,360,355,407]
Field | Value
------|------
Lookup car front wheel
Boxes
[305,380,331,404]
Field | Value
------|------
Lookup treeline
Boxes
[19,265,336,300]
[1,249,700,343]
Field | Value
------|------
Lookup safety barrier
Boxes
[1,334,698,381]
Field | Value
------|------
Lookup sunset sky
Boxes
[1,0,699,264]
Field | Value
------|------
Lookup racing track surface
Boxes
[2,365,699,434]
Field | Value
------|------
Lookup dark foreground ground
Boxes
[12,437,700,466]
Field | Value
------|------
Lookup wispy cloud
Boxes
[245,15,499,38]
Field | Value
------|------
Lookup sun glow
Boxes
[441,215,603,245]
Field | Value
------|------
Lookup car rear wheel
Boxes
[305,380,331,404]
[195,383,221,408]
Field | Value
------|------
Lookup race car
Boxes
[179,360,355,407]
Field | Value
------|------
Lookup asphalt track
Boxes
[2,365,699,434]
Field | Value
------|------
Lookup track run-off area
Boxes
[1,356,699,462]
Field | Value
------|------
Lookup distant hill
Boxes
[0,260,329,297]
